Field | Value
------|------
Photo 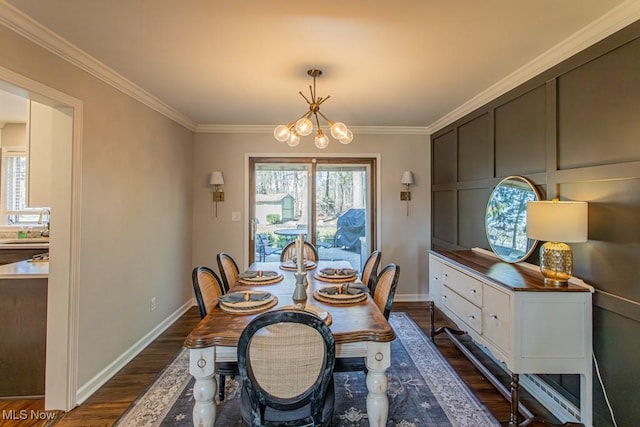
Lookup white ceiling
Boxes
[2,0,639,132]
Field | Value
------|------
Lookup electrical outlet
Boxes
[150,297,156,312]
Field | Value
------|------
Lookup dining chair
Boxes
[279,240,319,262]
[216,252,240,293]
[371,263,401,319]
[361,250,382,292]
[238,309,335,427]
[334,262,399,374]
[191,266,238,401]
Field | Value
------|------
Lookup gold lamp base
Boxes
[539,241,573,286]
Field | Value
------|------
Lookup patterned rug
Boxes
[116,312,499,426]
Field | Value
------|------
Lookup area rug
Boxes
[116,312,499,426]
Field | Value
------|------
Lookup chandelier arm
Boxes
[298,91,312,106]
[316,110,334,125]
[313,112,322,130]
[316,95,331,106]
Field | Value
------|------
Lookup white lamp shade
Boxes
[526,201,588,243]
[401,171,414,185]
[210,171,224,185]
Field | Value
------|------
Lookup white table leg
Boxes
[189,347,216,427]
[365,341,391,427]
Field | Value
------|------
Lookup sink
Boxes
[0,238,50,244]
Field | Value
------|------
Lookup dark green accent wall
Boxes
[431,20,640,427]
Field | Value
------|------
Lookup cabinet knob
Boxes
[490,314,498,320]
[467,315,475,320]
[432,276,438,280]
[470,289,477,294]
[441,295,447,299]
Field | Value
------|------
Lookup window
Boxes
[1,147,42,224]
[249,157,377,272]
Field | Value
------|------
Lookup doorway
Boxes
[0,66,82,411]
[249,157,376,272]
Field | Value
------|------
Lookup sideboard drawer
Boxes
[482,284,511,355]
[443,285,482,334]
[442,264,483,307]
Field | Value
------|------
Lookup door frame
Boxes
[0,66,83,410]
[245,153,379,266]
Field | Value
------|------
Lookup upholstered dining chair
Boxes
[216,252,240,293]
[238,309,336,427]
[279,240,319,263]
[191,265,238,402]
[334,263,399,374]
[361,250,382,292]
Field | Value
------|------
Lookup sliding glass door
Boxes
[249,157,376,273]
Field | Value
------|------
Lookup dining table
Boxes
[184,260,396,427]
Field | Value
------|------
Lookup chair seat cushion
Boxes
[217,361,239,375]
[333,357,366,373]
[240,378,334,425]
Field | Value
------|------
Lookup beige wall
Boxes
[1,123,26,147]
[0,24,195,394]
[193,131,431,299]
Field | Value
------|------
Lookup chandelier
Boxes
[274,69,353,149]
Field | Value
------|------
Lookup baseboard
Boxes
[75,298,196,404]
[394,293,429,302]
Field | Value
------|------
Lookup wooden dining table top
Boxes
[184,260,396,349]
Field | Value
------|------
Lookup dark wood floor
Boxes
[1,302,565,426]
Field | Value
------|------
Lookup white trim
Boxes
[395,293,429,302]
[0,65,83,411]
[426,1,640,134]
[0,2,196,132]
[196,124,429,135]
[76,299,195,404]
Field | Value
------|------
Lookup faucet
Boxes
[38,208,51,237]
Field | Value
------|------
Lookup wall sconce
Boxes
[526,199,588,285]
[210,171,224,217]
[400,171,414,216]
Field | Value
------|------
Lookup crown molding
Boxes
[0,2,197,131]
[195,124,429,135]
[427,1,640,134]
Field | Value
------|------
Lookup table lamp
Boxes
[526,199,588,285]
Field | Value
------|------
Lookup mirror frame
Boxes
[485,175,541,263]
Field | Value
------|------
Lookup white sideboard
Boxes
[429,248,593,426]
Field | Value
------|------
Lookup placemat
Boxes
[279,304,332,326]
[313,290,367,305]
[237,273,283,285]
[279,260,317,271]
[313,272,358,283]
[219,296,279,315]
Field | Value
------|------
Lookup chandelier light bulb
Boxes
[330,122,348,140]
[295,117,313,136]
[286,131,301,147]
[339,129,354,144]
[274,125,291,142]
[314,130,329,149]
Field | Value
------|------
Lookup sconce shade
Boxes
[210,171,224,186]
[526,201,588,243]
[401,171,414,185]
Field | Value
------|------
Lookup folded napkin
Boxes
[220,291,271,303]
[239,270,278,279]
[320,267,358,276]
[319,284,364,296]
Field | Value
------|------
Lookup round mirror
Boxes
[485,176,541,263]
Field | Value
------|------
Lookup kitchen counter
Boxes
[0,259,49,278]
[0,238,49,250]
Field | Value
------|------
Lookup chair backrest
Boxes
[238,310,335,426]
[279,241,318,262]
[216,252,239,292]
[192,266,225,319]
[361,250,382,291]
[371,263,400,319]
